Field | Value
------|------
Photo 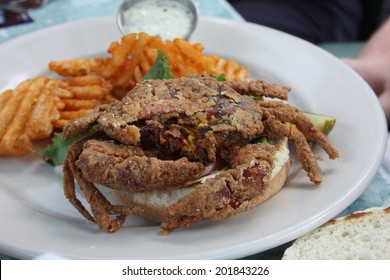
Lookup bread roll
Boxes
[282,207,390,259]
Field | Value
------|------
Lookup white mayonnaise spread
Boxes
[121,0,195,40]
[271,138,289,178]
[130,139,290,208]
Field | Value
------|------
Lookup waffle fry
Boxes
[48,58,106,77]
[48,33,250,98]
[0,90,16,139]
[62,99,103,110]
[209,56,250,82]
[0,77,59,155]
[26,85,61,140]
[0,75,114,155]
[52,110,92,129]
[54,75,114,128]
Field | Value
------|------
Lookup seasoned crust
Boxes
[62,76,338,233]
[77,140,204,192]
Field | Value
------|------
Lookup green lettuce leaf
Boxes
[210,73,226,81]
[142,50,174,80]
[41,125,99,166]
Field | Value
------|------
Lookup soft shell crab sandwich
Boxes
[62,75,339,234]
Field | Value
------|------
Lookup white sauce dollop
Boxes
[121,0,195,40]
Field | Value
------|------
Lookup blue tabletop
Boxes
[0,0,243,43]
[0,0,389,260]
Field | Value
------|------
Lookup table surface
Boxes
[0,0,389,260]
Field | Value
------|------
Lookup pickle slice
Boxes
[303,112,336,135]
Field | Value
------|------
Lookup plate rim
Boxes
[0,15,387,260]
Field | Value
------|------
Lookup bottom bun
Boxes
[112,139,290,234]
[282,207,390,259]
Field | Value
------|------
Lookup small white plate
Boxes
[0,16,387,259]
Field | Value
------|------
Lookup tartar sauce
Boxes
[121,0,196,40]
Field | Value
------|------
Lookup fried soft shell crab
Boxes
[62,75,339,233]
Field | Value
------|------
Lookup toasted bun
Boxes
[112,138,290,233]
[282,207,390,260]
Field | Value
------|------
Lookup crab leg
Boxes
[63,136,128,233]
[76,139,205,193]
[260,100,339,159]
[63,157,95,222]
[63,137,96,222]
[224,80,291,100]
[63,103,113,140]
[262,112,323,184]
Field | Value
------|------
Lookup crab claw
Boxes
[76,140,205,192]
[63,136,127,233]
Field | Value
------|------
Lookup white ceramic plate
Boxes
[0,16,387,260]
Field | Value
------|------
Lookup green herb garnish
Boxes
[210,73,226,81]
[142,50,174,80]
[42,125,99,166]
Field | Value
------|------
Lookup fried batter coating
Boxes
[77,140,204,192]
[62,75,338,233]
[260,100,339,160]
[225,80,291,100]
